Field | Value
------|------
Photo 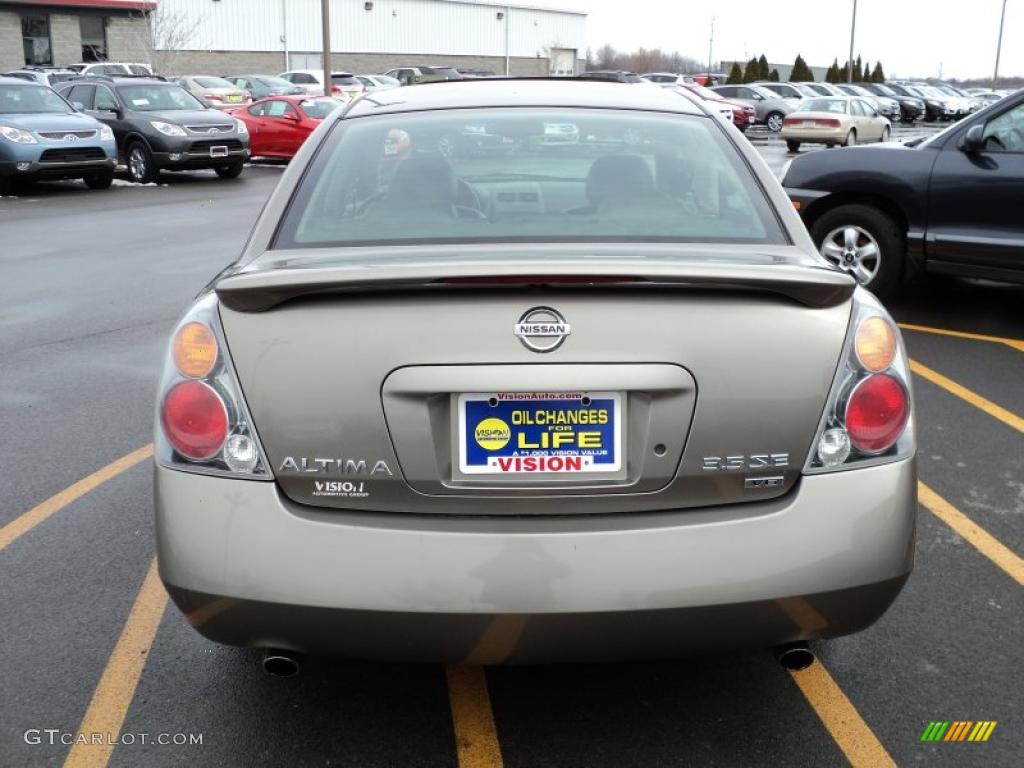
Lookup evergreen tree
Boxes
[769,68,780,82]
[839,60,850,83]
[757,54,770,80]
[742,57,759,83]
[871,62,885,83]
[854,55,862,82]
[791,54,813,82]
[826,58,840,83]
[726,61,744,84]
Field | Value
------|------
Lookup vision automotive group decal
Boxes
[312,480,369,498]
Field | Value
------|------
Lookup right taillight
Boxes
[805,290,915,473]
[845,374,909,453]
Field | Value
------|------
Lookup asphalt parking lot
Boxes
[2,128,1021,767]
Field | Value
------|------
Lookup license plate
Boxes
[209,145,228,158]
[457,392,622,475]
[227,94,242,103]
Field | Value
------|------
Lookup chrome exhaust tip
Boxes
[775,642,815,671]
[262,648,303,677]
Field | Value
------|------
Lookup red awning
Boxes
[4,0,158,10]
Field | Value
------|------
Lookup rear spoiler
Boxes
[216,259,856,312]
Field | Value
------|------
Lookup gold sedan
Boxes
[782,96,890,152]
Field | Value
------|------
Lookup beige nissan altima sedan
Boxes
[782,96,891,152]
[154,80,916,674]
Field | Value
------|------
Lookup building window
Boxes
[22,15,53,67]
[80,16,108,62]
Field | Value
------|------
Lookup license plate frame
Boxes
[209,145,229,158]
[457,391,623,477]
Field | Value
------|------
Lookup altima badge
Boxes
[514,306,571,352]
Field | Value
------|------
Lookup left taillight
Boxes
[155,292,271,479]
[804,289,915,473]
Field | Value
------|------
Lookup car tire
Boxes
[844,130,857,147]
[215,160,244,179]
[84,169,114,190]
[811,204,905,298]
[126,142,158,184]
[766,112,784,132]
[880,126,891,143]
[786,140,801,153]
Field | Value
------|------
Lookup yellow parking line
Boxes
[919,482,1024,586]
[64,558,168,768]
[789,659,897,768]
[899,323,1024,353]
[445,665,504,768]
[0,444,153,553]
[909,360,1024,434]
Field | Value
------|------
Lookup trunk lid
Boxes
[218,248,853,515]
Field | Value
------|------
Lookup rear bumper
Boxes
[156,458,916,661]
[780,128,844,144]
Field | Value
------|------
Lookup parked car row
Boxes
[640,74,1015,131]
[0,74,252,193]
[0,62,506,194]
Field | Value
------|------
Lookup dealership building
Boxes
[0,1,154,72]
[0,0,587,77]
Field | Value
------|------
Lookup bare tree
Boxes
[593,44,618,70]
[150,8,202,75]
[589,44,704,75]
[123,8,201,75]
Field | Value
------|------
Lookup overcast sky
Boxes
[554,0,1019,80]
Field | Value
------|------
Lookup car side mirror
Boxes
[961,123,985,153]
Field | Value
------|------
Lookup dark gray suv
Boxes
[58,77,249,183]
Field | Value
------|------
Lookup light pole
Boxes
[847,0,858,82]
[707,16,714,81]
[993,0,1008,90]
[321,0,332,97]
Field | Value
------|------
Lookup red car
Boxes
[676,83,756,132]
[229,95,340,158]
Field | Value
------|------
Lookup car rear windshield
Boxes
[274,108,786,249]
[0,84,69,114]
[331,74,359,85]
[194,76,235,89]
[797,99,847,114]
[298,98,338,119]
[116,84,204,111]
